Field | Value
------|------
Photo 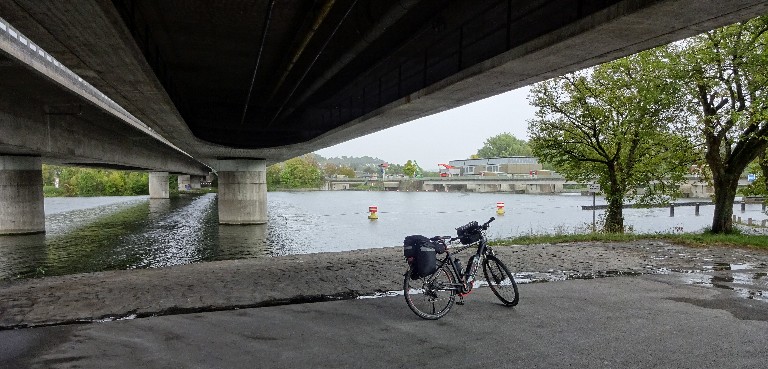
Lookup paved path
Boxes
[1,241,767,328]
[2,275,768,368]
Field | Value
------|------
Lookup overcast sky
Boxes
[315,86,536,171]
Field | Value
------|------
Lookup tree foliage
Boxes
[477,133,533,158]
[322,163,355,178]
[666,16,768,233]
[386,163,404,176]
[403,160,417,178]
[740,153,768,196]
[528,48,694,233]
[314,154,385,171]
[267,155,324,190]
[42,165,149,197]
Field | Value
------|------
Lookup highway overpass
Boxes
[1,1,767,233]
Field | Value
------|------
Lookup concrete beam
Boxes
[0,19,210,175]
[0,156,44,235]
[216,160,267,225]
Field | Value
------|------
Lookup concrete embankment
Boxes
[1,241,767,328]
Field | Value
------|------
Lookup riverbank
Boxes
[2,240,767,329]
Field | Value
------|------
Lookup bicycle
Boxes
[403,217,519,320]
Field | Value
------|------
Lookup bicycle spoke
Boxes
[404,265,456,320]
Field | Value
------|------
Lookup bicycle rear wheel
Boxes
[404,265,456,320]
[483,255,519,306]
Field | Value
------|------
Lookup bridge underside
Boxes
[1,1,767,232]
[2,0,766,165]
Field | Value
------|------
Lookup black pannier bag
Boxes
[431,239,446,254]
[414,244,437,279]
[403,235,441,279]
[456,221,482,245]
[403,235,429,258]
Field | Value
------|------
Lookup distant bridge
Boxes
[324,176,748,199]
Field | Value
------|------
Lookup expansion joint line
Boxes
[240,0,276,126]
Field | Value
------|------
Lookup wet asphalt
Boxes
[2,240,768,368]
[2,275,768,369]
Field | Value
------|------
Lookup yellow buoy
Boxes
[368,205,379,220]
[496,202,505,215]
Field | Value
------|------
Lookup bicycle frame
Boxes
[436,232,495,295]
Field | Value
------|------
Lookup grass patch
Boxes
[489,233,662,246]
[490,230,768,249]
[669,231,768,249]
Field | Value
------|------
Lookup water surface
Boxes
[0,191,764,280]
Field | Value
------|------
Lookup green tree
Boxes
[741,152,768,196]
[125,172,149,195]
[75,170,102,196]
[319,162,355,178]
[667,16,768,233]
[337,166,355,178]
[758,151,768,196]
[104,171,127,195]
[41,165,149,197]
[477,133,533,158]
[528,48,694,233]
[387,164,404,176]
[266,164,283,190]
[322,163,339,177]
[403,160,417,178]
[42,164,56,186]
[279,155,323,189]
[362,166,377,175]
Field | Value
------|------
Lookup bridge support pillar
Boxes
[149,171,170,199]
[190,175,202,189]
[217,159,267,224]
[177,174,191,191]
[0,156,45,235]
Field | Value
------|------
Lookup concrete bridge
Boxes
[1,1,767,233]
[326,176,726,198]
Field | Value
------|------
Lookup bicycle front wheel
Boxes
[404,265,456,320]
[483,255,519,306]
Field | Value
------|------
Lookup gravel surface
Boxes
[1,240,767,328]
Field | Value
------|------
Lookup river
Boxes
[0,192,765,280]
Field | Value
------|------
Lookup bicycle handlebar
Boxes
[481,217,495,230]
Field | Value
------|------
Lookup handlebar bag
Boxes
[456,221,482,245]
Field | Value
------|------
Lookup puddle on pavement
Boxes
[357,271,644,300]
[359,262,768,304]
[654,262,768,303]
[358,291,404,299]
